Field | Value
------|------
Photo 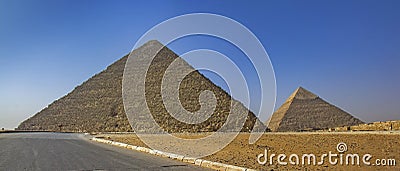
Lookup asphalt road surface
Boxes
[0,133,209,171]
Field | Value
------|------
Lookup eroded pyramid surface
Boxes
[18,40,264,133]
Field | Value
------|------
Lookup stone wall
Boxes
[331,120,400,132]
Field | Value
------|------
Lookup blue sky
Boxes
[1,0,399,129]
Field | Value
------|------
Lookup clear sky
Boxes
[1,0,399,129]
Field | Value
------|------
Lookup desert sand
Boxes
[98,131,399,171]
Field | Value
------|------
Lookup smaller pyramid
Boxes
[267,87,364,132]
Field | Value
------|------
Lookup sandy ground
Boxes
[98,131,399,171]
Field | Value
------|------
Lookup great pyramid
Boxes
[266,87,364,132]
[18,40,264,133]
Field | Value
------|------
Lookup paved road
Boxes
[0,133,208,171]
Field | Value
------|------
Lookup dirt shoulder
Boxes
[98,131,399,171]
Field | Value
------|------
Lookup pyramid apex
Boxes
[147,39,163,44]
[142,40,164,47]
[131,40,167,56]
[289,86,318,100]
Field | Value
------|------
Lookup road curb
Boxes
[90,137,256,171]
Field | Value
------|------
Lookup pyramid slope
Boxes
[267,87,364,132]
[18,55,131,132]
[18,40,264,133]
